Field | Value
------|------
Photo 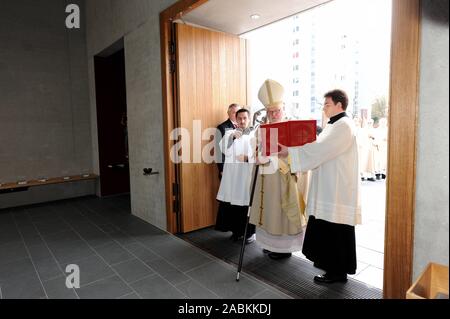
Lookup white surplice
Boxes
[216,129,255,206]
[288,116,362,226]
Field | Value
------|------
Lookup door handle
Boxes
[107,163,128,169]
[143,168,159,176]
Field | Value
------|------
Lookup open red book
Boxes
[260,120,317,156]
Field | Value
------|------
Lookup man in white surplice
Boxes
[282,89,362,284]
[215,108,256,243]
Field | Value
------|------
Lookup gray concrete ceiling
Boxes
[181,0,332,35]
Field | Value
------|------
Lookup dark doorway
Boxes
[94,46,130,196]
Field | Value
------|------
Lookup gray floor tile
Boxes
[27,243,54,261]
[108,216,137,228]
[84,213,111,226]
[43,276,78,299]
[75,225,115,248]
[62,214,92,224]
[97,224,120,234]
[13,215,33,226]
[9,207,27,215]
[0,212,15,225]
[68,219,96,231]
[21,231,45,247]
[50,240,96,264]
[0,258,36,283]
[1,273,46,299]
[0,227,22,245]
[42,229,82,244]
[77,275,132,299]
[185,261,267,299]
[83,234,115,249]
[34,257,64,281]
[175,280,220,299]
[138,233,173,250]
[120,222,166,239]
[123,242,160,263]
[130,275,185,299]
[54,206,86,221]
[69,221,101,234]
[26,206,54,217]
[94,242,133,266]
[112,258,154,283]
[108,230,138,246]
[50,203,82,215]
[0,216,16,226]
[118,292,140,299]
[34,220,71,236]
[150,239,212,272]
[13,216,35,230]
[145,258,190,285]
[58,254,115,287]
[0,241,29,266]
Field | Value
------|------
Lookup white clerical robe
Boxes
[216,130,255,206]
[288,116,362,226]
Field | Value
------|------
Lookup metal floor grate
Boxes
[178,227,382,299]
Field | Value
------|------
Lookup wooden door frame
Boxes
[383,0,421,299]
[159,0,421,299]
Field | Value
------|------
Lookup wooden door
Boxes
[175,23,247,232]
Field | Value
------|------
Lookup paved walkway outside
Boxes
[294,179,386,289]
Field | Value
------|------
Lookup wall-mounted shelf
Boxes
[0,174,98,191]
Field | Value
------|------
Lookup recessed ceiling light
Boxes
[250,14,260,20]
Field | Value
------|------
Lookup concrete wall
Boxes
[85,0,178,229]
[0,0,94,207]
[414,0,449,279]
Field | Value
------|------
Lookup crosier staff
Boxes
[235,124,266,281]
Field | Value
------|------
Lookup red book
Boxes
[260,120,317,156]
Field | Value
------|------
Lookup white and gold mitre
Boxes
[257,79,285,109]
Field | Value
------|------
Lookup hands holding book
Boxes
[276,143,289,158]
[255,144,288,165]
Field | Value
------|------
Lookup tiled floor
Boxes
[0,196,290,299]
[293,179,386,289]
[0,179,386,299]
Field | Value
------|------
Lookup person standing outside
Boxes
[284,89,362,283]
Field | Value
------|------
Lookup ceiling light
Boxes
[250,14,260,20]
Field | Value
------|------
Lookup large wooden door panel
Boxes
[176,23,247,232]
